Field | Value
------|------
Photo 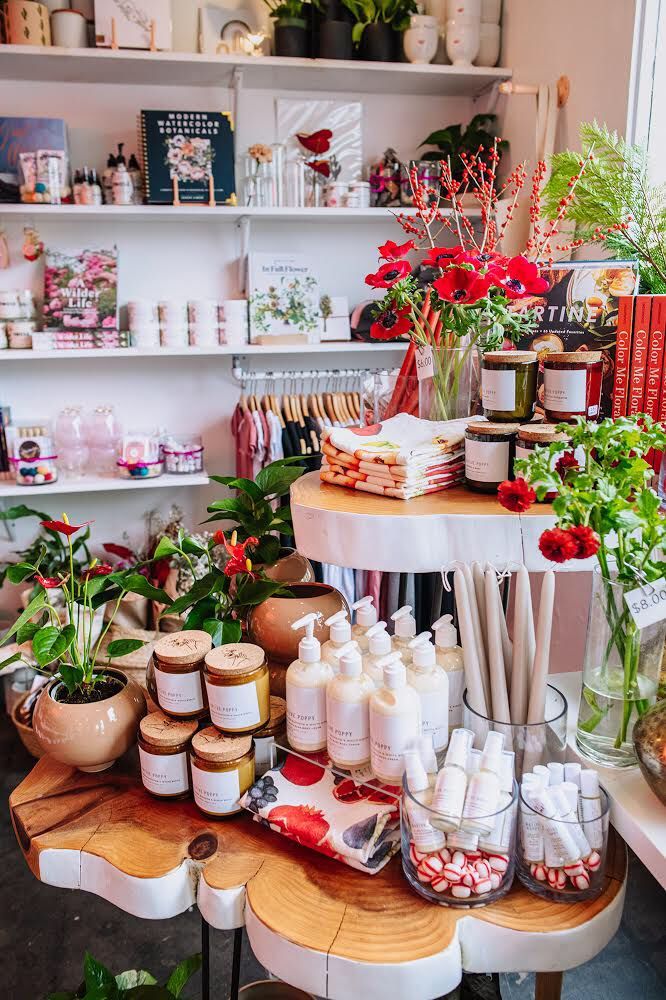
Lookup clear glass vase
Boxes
[576,566,666,768]
[418,344,478,421]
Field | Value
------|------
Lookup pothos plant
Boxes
[48,949,201,1000]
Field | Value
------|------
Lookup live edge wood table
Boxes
[11,756,626,1000]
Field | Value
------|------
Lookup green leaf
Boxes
[183,597,218,630]
[153,536,180,560]
[254,463,304,498]
[251,535,281,566]
[203,617,242,647]
[6,562,38,584]
[84,953,117,993]
[0,650,23,673]
[234,576,289,607]
[90,585,123,611]
[115,970,157,989]
[209,475,264,500]
[167,572,220,617]
[106,638,145,658]
[0,591,48,646]
[16,611,48,645]
[205,497,252,517]
[47,993,78,1000]
[180,536,206,557]
[0,503,50,522]
[60,663,84,694]
[117,573,173,605]
[164,953,203,998]
[32,626,69,667]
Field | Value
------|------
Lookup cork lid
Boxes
[467,419,520,436]
[154,630,212,665]
[140,710,198,747]
[544,351,602,364]
[518,423,571,444]
[257,696,287,737]
[192,726,253,763]
[483,351,537,364]
[204,642,266,676]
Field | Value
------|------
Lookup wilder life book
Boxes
[42,247,118,334]
[248,252,321,345]
[139,110,235,204]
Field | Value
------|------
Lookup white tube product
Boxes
[321,610,352,669]
[461,730,504,835]
[407,633,449,752]
[564,762,582,788]
[391,606,417,665]
[351,596,378,652]
[403,749,446,853]
[362,621,394,688]
[519,774,544,863]
[432,615,465,730]
[369,653,421,784]
[429,727,474,832]
[526,786,581,867]
[478,750,515,854]
[547,762,564,786]
[416,734,438,787]
[579,769,604,850]
[286,613,334,753]
[551,782,591,860]
[326,642,373,768]
[532,764,550,785]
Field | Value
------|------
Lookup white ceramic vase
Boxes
[403,15,439,64]
[51,8,88,47]
[481,0,501,23]
[474,22,500,65]
[446,0,481,19]
[445,17,480,65]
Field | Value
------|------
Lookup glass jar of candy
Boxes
[117,430,163,479]
[10,424,58,486]
[162,434,204,475]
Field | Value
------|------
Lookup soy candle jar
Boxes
[138,711,198,799]
[253,695,287,776]
[465,421,519,493]
[542,352,603,423]
[204,643,270,734]
[149,630,212,719]
[514,424,573,501]
[481,351,538,422]
[191,727,255,817]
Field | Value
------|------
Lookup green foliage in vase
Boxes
[47,949,201,1000]
[342,0,417,44]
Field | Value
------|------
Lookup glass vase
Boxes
[418,344,478,422]
[576,566,666,768]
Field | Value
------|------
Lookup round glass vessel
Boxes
[514,424,572,501]
[481,351,538,422]
[542,352,603,423]
[253,695,287,776]
[204,643,270,734]
[148,630,212,719]
[465,420,519,493]
[138,711,197,799]
[191,727,255,817]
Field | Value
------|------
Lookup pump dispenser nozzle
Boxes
[365,620,392,656]
[391,605,416,638]
[377,652,406,689]
[409,633,437,668]
[352,595,378,628]
[325,609,351,643]
[291,612,322,663]
[432,613,458,648]
[332,640,362,676]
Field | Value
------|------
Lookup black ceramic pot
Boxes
[319,20,353,59]
[359,22,397,61]
[274,20,309,58]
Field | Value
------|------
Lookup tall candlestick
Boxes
[462,563,491,713]
[454,567,489,721]
[527,570,555,725]
[509,565,531,726]
[485,569,511,726]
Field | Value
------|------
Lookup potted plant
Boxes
[419,113,508,189]
[1,503,91,604]
[265,0,311,57]
[313,0,353,59]
[48,949,201,999]
[343,0,417,61]
[0,514,173,773]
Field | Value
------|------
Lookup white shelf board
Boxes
[0,342,406,361]
[552,670,666,890]
[0,204,480,223]
[0,472,210,499]
[0,45,511,97]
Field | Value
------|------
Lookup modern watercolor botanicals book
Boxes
[42,247,118,333]
[248,252,321,345]
[139,110,235,204]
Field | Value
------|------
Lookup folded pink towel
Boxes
[321,413,468,465]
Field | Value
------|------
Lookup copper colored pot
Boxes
[261,547,314,585]
[633,700,666,805]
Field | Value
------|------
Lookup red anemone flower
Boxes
[454,250,509,270]
[102,542,135,561]
[40,519,93,537]
[567,525,600,559]
[538,527,578,564]
[365,260,411,289]
[497,478,536,513]
[422,246,461,268]
[296,129,332,155]
[35,575,61,589]
[370,304,413,341]
[221,534,259,576]
[497,255,549,299]
[307,159,331,177]
[433,267,491,305]
[378,239,415,261]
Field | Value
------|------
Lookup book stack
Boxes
[612,295,666,420]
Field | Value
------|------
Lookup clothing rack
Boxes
[230,362,394,386]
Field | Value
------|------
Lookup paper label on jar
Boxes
[465,438,510,483]
[286,681,327,749]
[154,664,204,714]
[139,746,189,795]
[206,677,261,729]
[544,368,586,412]
[448,668,464,729]
[192,765,241,815]
[326,697,370,765]
[419,692,448,751]
[482,368,516,411]
[370,710,419,782]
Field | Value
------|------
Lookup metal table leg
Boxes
[202,915,210,1000]
[230,926,243,1000]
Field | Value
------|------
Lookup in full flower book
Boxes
[42,247,118,335]
[248,252,321,345]
[139,110,235,204]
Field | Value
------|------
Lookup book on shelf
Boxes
[248,252,321,345]
[644,296,666,420]
[138,110,235,205]
[42,246,118,336]
[627,295,652,415]
[611,296,634,418]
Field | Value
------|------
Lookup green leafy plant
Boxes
[419,114,508,183]
[0,505,91,592]
[263,0,309,23]
[542,121,666,293]
[342,0,417,44]
[48,949,201,1000]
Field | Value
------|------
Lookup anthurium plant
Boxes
[48,950,201,1000]
[0,504,91,592]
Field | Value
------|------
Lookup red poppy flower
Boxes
[538,527,578,563]
[433,267,491,305]
[454,250,509,271]
[370,304,412,341]
[567,525,600,559]
[84,562,114,579]
[307,159,331,177]
[497,256,549,299]
[296,129,332,155]
[220,533,259,576]
[497,478,536,513]
[555,451,580,479]
[422,246,461,268]
[40,519,93,537]
[102,543,135,561]
[365,260,411,289]
[378,239,415,261]
[35,575,61,589]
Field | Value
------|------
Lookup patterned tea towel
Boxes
[321,412,468,465]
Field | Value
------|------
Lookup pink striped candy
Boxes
[437,847,452,864]
[443,862,463,883]
[409,844,425,866]
[563,862,586,879]
[452,850,466,867]
[487,854,509,874]
[489,872,501,890]
[465,851,482,862]
[533,864,548,881]
[431,875,450,894]
[585,850,601,872]
[571,871,591,890]
[451,884,471,898]
[548,868,566,889]
[417,855,444,880]
[474,878,492,895]
[461,871,474,888]
[474,860,491,879]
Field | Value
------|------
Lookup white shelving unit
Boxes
[0,204,480,223]
[0,342,407,362]
[0,472,210,499]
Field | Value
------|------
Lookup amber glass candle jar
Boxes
[204,643,270,734]
[514,424,573,501]
[465,420,520,493]
[138,711,198,799]
[191,727,255,817]
[481,351,538,422]
[543,351,603,422]
[150,630,212,719]
[253,695,287,776]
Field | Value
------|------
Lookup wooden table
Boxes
[11,754,627,1000]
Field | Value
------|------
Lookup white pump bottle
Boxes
[321,609,352,669]
[362,621,394,688]
[327,641,373,768]
[391,605,417,665]
[432,613,464,729]
[407,632,449,753]
[351,596,378,651]
[286,612,334,752]
[369,652,421,784]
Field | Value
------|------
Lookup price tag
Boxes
[624,577,666,629]
[415,344,434,382]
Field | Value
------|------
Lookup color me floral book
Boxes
[248,252,321,344]
[42,247,118,334]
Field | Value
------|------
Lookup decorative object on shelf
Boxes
[87,404,122,474]
[633,699,666,805]
[198,5,264,55]
[191,726,255,816]
[243,142,275,207]
[248,251,321,345]
[22,225,44,261]
[3,0,51,45]
[481,351,538,422]
[542,351,603,423]
[204,642,271,734]
[278,99,362,193]
[369,148,401,208]
[162,434,204,474]
[315,0,353,59]
[7,318,37,349]
[445,0,480,65]
[51,6,88,46]
[117,429,163,479]
[509,415,666,767]
[464,419,518,493]
[264,0,310,56]
[55,405,88,478]
[94,0,172,49]
[514,423,575,500]
[419,113,506,184]
[474,21,500,65]
[147,629,211,718]
[319,294,351,340]
[403,13,438,63]
[0,116,69,200]
[342,0,416,60]
[8,422,58,486]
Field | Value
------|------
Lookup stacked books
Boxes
[612,295,666,419]
[319,413,467,500]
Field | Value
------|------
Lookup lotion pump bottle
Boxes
[351,596,378,651]
[322,610,352,669]
[461,730,505,835]
[430,727,473,832]
[403,749,446,854]
[407,633,449,753]
[327,642,372,768]
[362,621,393,688]
[369,653,421,785]
[432,614,464,729]
[286,612,334,753]
[391,606,417,665]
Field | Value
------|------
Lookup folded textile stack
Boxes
[320,412,468,499]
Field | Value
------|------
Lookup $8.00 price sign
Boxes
[415,345,434,382]
[624,577,666,629]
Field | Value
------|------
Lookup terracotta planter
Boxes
[247,583,348,696]
[33,668,145,772]
[261,547,315,585]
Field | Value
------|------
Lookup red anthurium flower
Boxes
[378,239,415,261]
[213,529,226,546]
[538,527,578,563]
[307,159,331,178]
[102,542,135,561]
[433,267,491,305]
[567,525,600,559]
[555,451,579,479]
[221,534,259,577]
[497,478,536,513]
[35,575,61,589]
[422,246,461,268]
[152,558,171,588]
[497,255,549,299]
[296,129,332,155]
[40,519,93,537]
[84,562,114,579]
[370,304,413,341]
[365,260,411,289]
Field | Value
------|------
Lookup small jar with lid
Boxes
[138,711,197,799]
[149,630,212,719]
[465,420,520,493]
[204,643,270,734]
[543,351,603,422]
[253,696,287,776]
[481,351,538,422]
[515,424,573,501]
[191,727,255,817]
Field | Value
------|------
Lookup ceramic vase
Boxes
[274,19,309,57]
[446,0,480,17]
[3,1,51,45]
[260,547,315,585]
[445,16,480,65]
[633,700,666,805]
[360,22,397,61]
[481,0,501,23]
[403,15,439,64]
[51,7,88,47]
[474,22,500,65]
